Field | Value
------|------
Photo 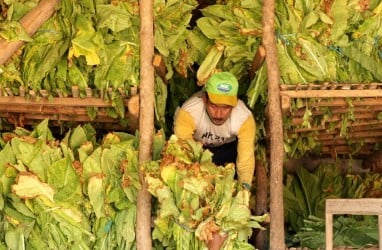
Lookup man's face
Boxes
[204,94,233,125]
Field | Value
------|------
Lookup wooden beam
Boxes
[289,120,382,133]
[315,130,382,141]
[281,89,382,98]
[282,97,382,115]
[280,82,382,91]
[0,96,130,107]
[0,0,61,65]
[290,113,378,126]
[319,137,382,146]
[0,95,140,131]
[291,105,382,117]
[320,145,374,155]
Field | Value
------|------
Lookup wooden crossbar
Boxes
[326,199,382,250]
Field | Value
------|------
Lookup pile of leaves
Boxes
[275,0,382,85]
[145,135,267,250]
[0,119,264,249]
[0,119,143,249]
[187,0,263,85]
[284,163,382,248]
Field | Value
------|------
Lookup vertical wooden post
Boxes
[325,210,333,250]
[262,0,285,249]
[136,0,155,249]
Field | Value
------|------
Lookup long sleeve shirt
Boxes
[174,91,256,186]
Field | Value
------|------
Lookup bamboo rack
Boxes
[280,83,382,156]
[0,86,139,132]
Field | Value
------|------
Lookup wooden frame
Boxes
[325,199,382,250]
[281,83,382,156]
[0,86,139,131]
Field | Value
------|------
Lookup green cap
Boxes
[205,72,238,106]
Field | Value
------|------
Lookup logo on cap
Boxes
[217,83,232,92]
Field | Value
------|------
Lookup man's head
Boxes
[204,72,238,125]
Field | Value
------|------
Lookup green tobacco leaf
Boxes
[342,46,382,80]
[111,92,125,118]
[115,206,137,245]
[12,173,55,202]
[47,158,82,203]
[70,15,102,65]
[69,126,90,153]
[30,119,54,141]
[88,174,105,218]
[330,0,349,43]
[200,4,235,21]
[197,17,222,40]
[5,226,24,250]
[67,64,88,90]
[82,147,102,180]
[96,5,132,32]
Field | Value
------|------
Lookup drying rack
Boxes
[0,86,139,132]
[280,82,382,157]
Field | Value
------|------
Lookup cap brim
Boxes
[208,93,237,106]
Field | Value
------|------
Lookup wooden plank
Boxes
[281,89,382,98]
[291,106,382,117]
[315,130,382,141]
[280,82,382,91]
[329,199,382,247]
[290,97,382,107]
[320,137,382,146]
[321,145,373,155]
[1,113,119,123]
[290,120,382,133]
[0,96,130,107]
[0,105,109,115]
[290,113,378,125]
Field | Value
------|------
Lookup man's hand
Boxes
[206,232,227,250]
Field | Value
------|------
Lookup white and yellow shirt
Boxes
[174,91,256,186]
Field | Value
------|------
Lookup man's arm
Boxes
[173,108,195,139]
[236,115,256,188]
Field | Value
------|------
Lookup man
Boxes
[173,72,256,249]
[173,71,256,190]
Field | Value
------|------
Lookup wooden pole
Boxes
[136,0,155,249]
[0,0,61,65]
[262,0,285,249]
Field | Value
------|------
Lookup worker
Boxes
[173,71,256,248]
[174,71,255,187]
